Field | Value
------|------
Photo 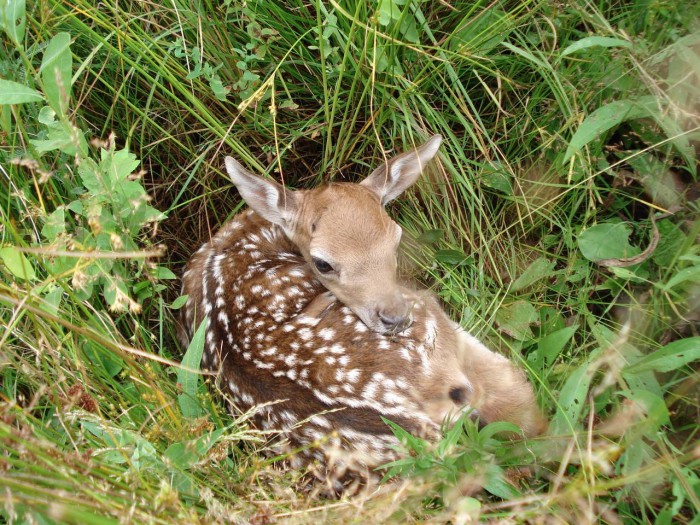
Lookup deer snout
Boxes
[377,309,412,333]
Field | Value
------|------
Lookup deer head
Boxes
[224,135,442,334]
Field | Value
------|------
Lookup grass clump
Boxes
[1,0,699,523]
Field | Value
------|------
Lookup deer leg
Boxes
[302,291,337,319]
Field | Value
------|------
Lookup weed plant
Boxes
[0,0,698,523]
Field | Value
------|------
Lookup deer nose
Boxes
[378,311,411,333]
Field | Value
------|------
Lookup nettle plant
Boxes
[0,21,167,312]
[40,139,167,311]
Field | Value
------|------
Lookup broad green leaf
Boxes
[78,158,107,193]
[170,294,189,310]
[625,153,685,210]
[449,9,512,54]
[37,105,56,125]
[610,265,649,283]
[209,75,230,101]
[619,390,669,439]
[178,319,207,418]
[661,266,700,292]
[417,229,443,244]
[495,300,538,341]
[0,79,43,105]
[480,169,512,194]
[154,266,177,280]
[624,337,700,375]
[652,221,686,267]
[377,0,398,25]
[618,439,653,480]
[102,278,129,310]
[101,147,140,183]
[165,428,226,469]
[484,464,520,499]
[511,256,555,292]
[478,421,522,440]
[564,97,656,162]
[533,325,578,368]
[82,341,124,378]
[1,0,25,44]
[40,32,72,116]
[550,359,596,435]
[0,246,36,280]
[561,36,632,57]
[30,118,87,156]
[40,285,64,316]
[435,249,471,266]
[577,222,640,263]
[41,208,66,240]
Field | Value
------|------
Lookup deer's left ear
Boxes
[361,135,442,206]
[225,156,298,227]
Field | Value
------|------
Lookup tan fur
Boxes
[180,138,545,492]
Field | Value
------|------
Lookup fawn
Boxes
[180,136,545,491]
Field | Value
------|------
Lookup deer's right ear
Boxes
[361,134,442,206]
[225,157,298,227]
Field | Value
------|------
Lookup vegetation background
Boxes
[0,0,698,523]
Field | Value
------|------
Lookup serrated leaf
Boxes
[561,36,632,57]
[0,246,36,281]
[577,222,640,263]
[40,32,72,116]
[623,337,700,375]
[0,79,43,105]
[178,319,207,418]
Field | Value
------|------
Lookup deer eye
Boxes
[312,257,334,274]
[449,386,467,405]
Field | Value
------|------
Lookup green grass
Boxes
[1,0,699,522]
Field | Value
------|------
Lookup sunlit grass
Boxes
[1,0,698,523]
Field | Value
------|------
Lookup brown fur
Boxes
[180,208,545,492]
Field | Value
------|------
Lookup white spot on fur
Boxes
[319,328,335,340]
[346,369,360,383]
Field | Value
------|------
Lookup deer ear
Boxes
[361,135,442,205]
[225,157,298,227]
